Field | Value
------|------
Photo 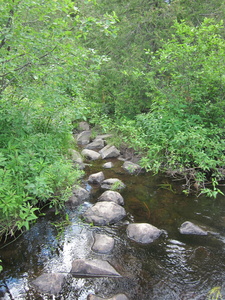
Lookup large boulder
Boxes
[88,294,129,300]
[88,171,105,184]
[66,186,90,207]
[127,223,162,244]
[179,221,208,235]
[99,145,120,159]
[92,234,115,254]
[98,191,124,206]
[122,161,142,175]
[82,149,101,160]
[83,201,126,225]
[101,178,125,190]
[85,138,105,150]
[32,273,66,295]
[76,130,92,145]
[70,259,121,277]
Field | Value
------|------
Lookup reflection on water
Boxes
[0,159,225,299]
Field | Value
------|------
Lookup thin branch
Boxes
[0,46,58,78]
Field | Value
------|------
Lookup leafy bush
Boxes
[136,19,225,195]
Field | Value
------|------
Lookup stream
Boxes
[1,157,225,299]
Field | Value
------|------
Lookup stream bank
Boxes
[1,123,225,299]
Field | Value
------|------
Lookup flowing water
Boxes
[1,158,225,299]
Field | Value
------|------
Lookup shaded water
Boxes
[1,158,225,299]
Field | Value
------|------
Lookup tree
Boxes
[0,0,118,240]
[137,19,225,195]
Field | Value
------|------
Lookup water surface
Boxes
[0,158,225,299]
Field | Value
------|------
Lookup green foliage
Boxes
[0,260,2,273]
[51,213,72,239]
[207,286,223,300]
[77,0,179,118]
[145,19,225,127]
[0,0,117,241]
[90,18,225,197]
[134,19,225,195]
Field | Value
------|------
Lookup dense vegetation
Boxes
[1,0,225,241]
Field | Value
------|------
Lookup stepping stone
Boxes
[127,223,162,244]
[179,221,208,235]
[82,149,101,160]
[99,145,120,159]
[83,201,126,225]
[98,191,124,206]
[32,273,66,296]
[95,134,113,140]
[88,171,105,184]
[77,130,91,145]
[101,178,125,190]
[92,234,115,254]
[85,138,105,150]
[68,149,85,169]
[78,121,90,131]
[122,161,142,175]
[103,162,114,169]
[66,186,90,207]
[70,259,121,277]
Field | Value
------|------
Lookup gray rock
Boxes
[122,161,142,175]
[88,294,129,300]
[32,273,66,295]
[88,171,105,184]
[95,134,113,140]
[99,145,120,159]
[98,191,124,206]
[67,186,90,207]
[101,178,125,190]
[70,259,121,277]
[85,138,105,150]
[92,234,115,254]
[127,223,162,244]
[78,121,90,131]
[103,162,114,169]
[77,131,92,145]
[82,149,101,160]
[83,201,126,225]
[68,149,85,169]
[179,221,208,235]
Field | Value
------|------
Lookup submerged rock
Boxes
[83,201,126,225]
[32,273,66,295]
[98,190,124,206]
[101,178,125,190]
[88,293,129,300]
[122,161,142,175]
[179,221,208,235]
[127,223,162,244]
[92,233,115,254]
[82,149,101,160]
[99,145,120,159]
[70,259,121,277]
[88,171,105,184]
